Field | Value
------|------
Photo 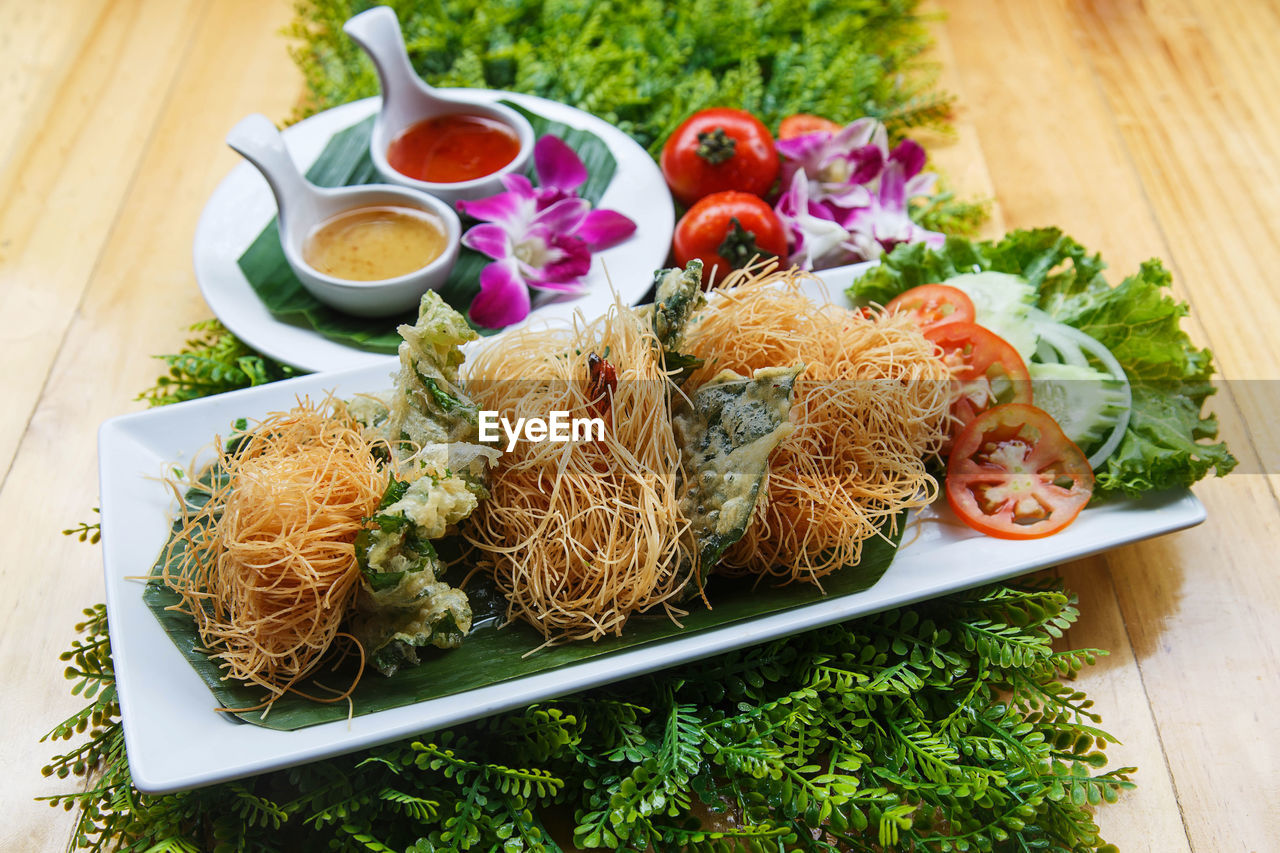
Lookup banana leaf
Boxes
[143,486,905,731]
[235,101,618,354]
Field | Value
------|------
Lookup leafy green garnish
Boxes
[44,582,1134,851]
[849,228,1237,496]
[287,0,953,155]
[139,319,300,404]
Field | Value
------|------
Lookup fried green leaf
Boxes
[382,292,480,449]
[674,365,801,582]
[351,475,479,676]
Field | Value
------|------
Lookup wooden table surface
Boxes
[2,1,1275,850]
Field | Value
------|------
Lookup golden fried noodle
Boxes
[161,397,388,710]
[682,266,951,585]
[465,300,692,644]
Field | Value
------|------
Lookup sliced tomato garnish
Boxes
[925,321,1033,431]
[885,284,975,330]
[946,403,1094,539]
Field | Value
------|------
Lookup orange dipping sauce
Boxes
[386,114,521,183]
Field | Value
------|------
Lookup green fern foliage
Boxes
[138,320,299,407]
[41,581,1133,851]
[62,509,102,545]
[286,0,986,236]
[287,0,948,154]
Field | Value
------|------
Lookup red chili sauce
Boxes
[386,114,520,183]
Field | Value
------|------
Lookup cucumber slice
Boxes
[1029,361,1128,457]
[943,271,1039,361]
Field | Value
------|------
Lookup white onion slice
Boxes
[1033,321,1132,469]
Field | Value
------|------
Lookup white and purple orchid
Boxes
[772,118,944,269]
[835,160,946,258]
[456,136,636,328]
[776,117,884,208]
[773,171,856,271]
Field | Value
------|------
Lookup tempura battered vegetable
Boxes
[673,365,800,584]
[382,290,480,448]
[347,292,494,674]
[159,294,493,706]
[349,475,477,676]
[683,266,951,584]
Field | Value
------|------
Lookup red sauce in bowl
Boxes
[386,114,521,183]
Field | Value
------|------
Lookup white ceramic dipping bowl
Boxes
[345,5,535,204]
[283,186,462,318]
[368,98,535,205]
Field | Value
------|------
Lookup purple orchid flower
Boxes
[775,117,883,208]
[773,115,946,268]
[886,138,937,200]
[774,171,856,271]
[457,136,636,328]
[835,161,945,260]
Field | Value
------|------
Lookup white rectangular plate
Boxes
[100,363,1205,793]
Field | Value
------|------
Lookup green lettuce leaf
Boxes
[848,228,1236,496]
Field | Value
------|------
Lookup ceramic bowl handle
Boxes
[225,114,317,234]
[344,6,429,112]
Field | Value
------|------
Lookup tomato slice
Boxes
[925,321,1032,429]
[946,403,1094,539]
[885,284,975,330]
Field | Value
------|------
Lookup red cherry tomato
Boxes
[660,108,779,206]
[925,322,1033,430]
[673,191,788,285]
[946,403,1094,539]
[778,113,843,139]
[886,284,976,331]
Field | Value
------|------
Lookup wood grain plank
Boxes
[1056,4,1280,847]
[0,2,213,849]
[0,0,106,176]
[1057,557,1194,852]
[0,0,211,494]
[1107,477,1280,850]
[944,0,1280,849]
[0,1,302,849]
[918,0,1008,240]
[1064,0,1280,479]
[937,3,1196,848]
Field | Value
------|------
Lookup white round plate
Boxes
[194,94,674,373]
